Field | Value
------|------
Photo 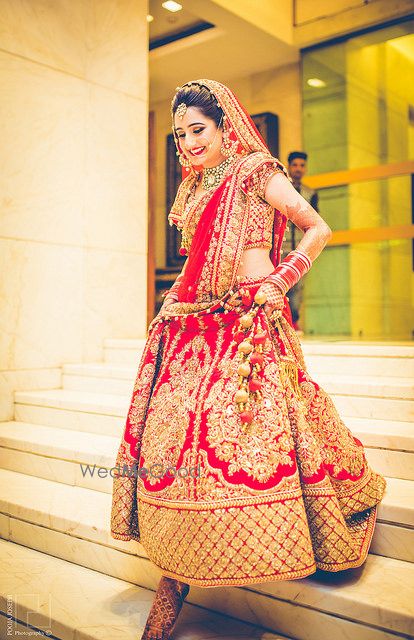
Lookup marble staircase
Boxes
[1,338,413,639]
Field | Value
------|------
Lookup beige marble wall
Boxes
[151,63,301,269]
[0,1,148,420]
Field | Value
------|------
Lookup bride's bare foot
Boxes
[140,576,190,640]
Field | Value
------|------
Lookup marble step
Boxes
[346,417,414,481]
[62,362,414,402]
[305,355,414,378]
[0,540,287,640]
[14,389,128,436]
[103,337,414,368]
[329,392,413,422]
[0,421,118,493]
[20,367,414,429]
[104,337,146,364]
[0,469,413,639]
[300,341,414,357]
[319,374,414,422]
[302,341,414,378]
[1,413,413,492]
[62,362,138,396]
[314,373,413,400]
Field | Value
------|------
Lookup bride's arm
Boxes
[162,258,188,307]
[147,259,189,333]
[263,172,332,260]
[253,171,332,319]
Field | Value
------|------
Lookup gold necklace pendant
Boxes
[201,155,237,191]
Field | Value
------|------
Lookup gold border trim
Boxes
[136,487,304,510]
[159,562,317,587]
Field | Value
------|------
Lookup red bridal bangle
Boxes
[265,249,312,295]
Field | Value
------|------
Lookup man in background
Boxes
[283,151,319,334]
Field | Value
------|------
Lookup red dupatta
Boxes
[176,178,231,303]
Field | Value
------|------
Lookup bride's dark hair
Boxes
[172,83,223,129]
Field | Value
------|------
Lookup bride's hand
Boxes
[255,281,285,321]
[158,296,177,316]
[147,296,177,333]
[160,295,177,313]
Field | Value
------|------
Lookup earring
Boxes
[220,122,238,157]
[177,150,191,167]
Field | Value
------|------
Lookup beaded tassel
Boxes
[231,287,269,434]
[273,316,305,402]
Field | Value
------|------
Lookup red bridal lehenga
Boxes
[110,79,386,589]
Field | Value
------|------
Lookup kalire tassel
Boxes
[272,316,304,401]
[280,359,303,400]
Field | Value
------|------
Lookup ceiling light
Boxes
[162,1,183,12]
[147,14,154,22]
[307,78,326,88]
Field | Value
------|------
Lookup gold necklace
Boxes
[201,155,237,190]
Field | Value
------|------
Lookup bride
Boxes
[110,78,386,640]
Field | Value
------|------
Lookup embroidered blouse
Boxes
[243,161,286,249]
[168,153,289,254]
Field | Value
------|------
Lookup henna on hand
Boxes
[160,296,177,313]
[256,280,284,320]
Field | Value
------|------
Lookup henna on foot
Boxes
[140,576,190,640]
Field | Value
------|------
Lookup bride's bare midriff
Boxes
[236,247,275,279]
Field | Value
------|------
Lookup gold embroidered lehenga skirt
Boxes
[110,274,387,587]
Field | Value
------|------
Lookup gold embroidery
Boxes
[111,304,387,585]
[138,496,317,587]
[298,378,367,477]
[243,163,286,250]
[204,335,295,484]
[250,163,286,201]
[140,330,214,493]
[136,489,381,586]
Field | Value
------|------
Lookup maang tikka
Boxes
[176,102,187,119]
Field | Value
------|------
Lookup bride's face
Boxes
[174,106,226,169]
